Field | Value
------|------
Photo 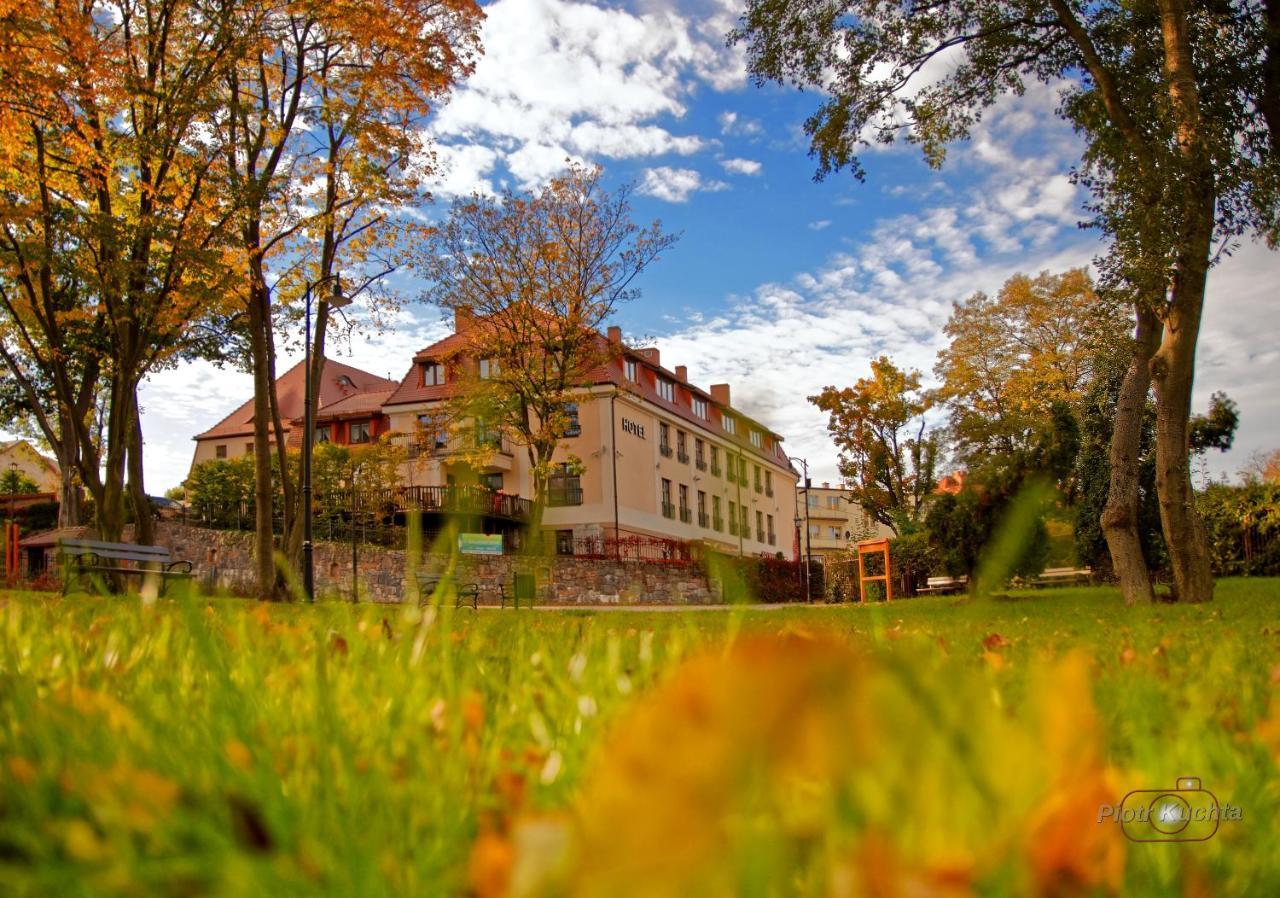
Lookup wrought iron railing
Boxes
[546,486,584,507]
[679,507,692,523]
[698,511,709,528]
[661,501,675,519]
[569,533,698,565]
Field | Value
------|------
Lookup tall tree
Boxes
[419,164,678,547]
[934,269,1128,469]
[809,356,938,535]
[212,0,481,598]
[0,0,245,542]
[731,2,1279,602]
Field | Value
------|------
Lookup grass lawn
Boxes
[2,579,1278,896]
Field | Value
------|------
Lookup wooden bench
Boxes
[498,572,536,609]
[917,575,968,595]
[1027,567,1094,588]
[58,538,193,596]
[417,571,480,610]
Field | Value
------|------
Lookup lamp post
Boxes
[788,455,813,603]
[302,274,353,603]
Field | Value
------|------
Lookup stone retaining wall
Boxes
[153,523,720,605]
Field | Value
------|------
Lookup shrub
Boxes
[1197,482,1280,576]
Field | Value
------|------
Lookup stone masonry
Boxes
[153,523,721,605]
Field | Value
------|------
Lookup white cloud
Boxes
[424,0,740,194]
[809,219,832,231]
[718,110,763,136]
[637,166,728,203]
[720,157,762,176]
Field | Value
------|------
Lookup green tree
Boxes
[731,1,1280,603]
[808,356,937,534]
[934,270,1128,467]
[0,469,39,495]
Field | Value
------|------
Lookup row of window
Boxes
[214,419,374,458]
[623,358,766,447]
[659,478,777,544]
[657,423,774,494]
[421,358,501,386]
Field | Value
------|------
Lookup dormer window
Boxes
[625,359,637,382]
[657,378,674,402]
[422,361,445,386]
[750,429,762,448]
[692,397,708,419]
[722,415,736,435]
[337,375,355,389]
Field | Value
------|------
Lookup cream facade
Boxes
[800,482,894,563]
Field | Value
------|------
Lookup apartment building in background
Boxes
[801,482,894,564]
[189,313,800,557]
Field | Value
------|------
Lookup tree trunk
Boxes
[98,376,129,543]
[1101,304,1161,604]
[55,409,82,528]
[248,248,278,600]
[1152,0,1216,604]
[127,396,155,546]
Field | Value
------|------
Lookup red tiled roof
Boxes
[298,388,396,422]
[382,325,794,472]
[194,358,398,441]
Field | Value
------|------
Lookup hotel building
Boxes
[190,313,800,557]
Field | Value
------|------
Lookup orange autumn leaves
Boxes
[472,635,1126,898]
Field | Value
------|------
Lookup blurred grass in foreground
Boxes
[1,580,1278,897]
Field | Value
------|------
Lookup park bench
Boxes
[1027,566,1094,588]
[498,572,537,609]
[58,538,193,596]
[417,571,480,610]
[917,575,968,595]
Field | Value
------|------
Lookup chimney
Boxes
[637,347,660,366]
[607,325,622,344]
[822,482,830,489]
[710,383,731,406]
[454,307,475,334]
[675,365,687,382]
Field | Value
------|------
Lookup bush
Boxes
[1197,482,1280,576]
[708,554,807,603]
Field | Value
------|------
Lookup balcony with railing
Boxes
[695,456,707,471]
[757,528,766,543]
[728,517,738,536]
[677,449,689,464]
[679,506,692,524]
[546,486,583,507]
[710,461,721,477]
[765,485,774,497]
[659,443,673,459]
[713,514,723,532]
[376,484,533,522]
[662,501,675,519]
[768,531,777,546]
[698,511,709,528]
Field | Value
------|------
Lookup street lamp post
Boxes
[302,275,352,603]
[788,455,813,604]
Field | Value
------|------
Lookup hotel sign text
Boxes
[621,418,645,439]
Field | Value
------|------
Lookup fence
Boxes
[568,532,699,565]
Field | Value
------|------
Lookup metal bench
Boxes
[498,572,536,609]
[417,571,480,610]
[58,538,193,596]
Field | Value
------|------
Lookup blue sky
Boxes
[131,0,1279,492]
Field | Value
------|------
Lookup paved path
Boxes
[475,603,832,613]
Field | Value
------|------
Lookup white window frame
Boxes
[750,429,762,447]
[479,358,497,380]
[657,378,674,402]
[692,396,708,419]
[625,359,638,382]
[422,362,445,386]
[722,415,736,435]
